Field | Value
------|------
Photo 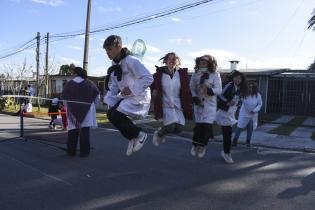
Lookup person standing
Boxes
[61,67,100,157]
[103,35,153,156]
[190,55,222,158]
[232,82,262,147]
[216,70,248,163]
[151,52,193,146]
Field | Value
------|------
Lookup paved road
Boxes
[0,118,315,210]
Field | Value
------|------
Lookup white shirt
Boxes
[237,93,262,129]
[161,70,185,126]
[104,55,153,118]
[190,71,222,123]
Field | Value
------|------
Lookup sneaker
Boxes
[197,146,206,158]
[48,125,53,129]
[152,131,165,146]
[221,151,234,164]
[190,146,197,156]
[132,132,147,152]
[126,140,135,156]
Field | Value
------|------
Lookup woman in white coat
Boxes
[232,82,262,147]
[190,55,222,158]
[216,70,248,163]
[103,35,153,156]
[151,52,193,147]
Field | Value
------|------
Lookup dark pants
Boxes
[107,107,141,140]
[67,127,90,156]
[50,115,57,125]
[192,123,213,147]
[222,126,232,154]
[158,123,183,136]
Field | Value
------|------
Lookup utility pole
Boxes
[45,32,49,98]
[36,32,40,111]
[83,0,92,72]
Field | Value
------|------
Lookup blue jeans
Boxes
[233,119,254,144]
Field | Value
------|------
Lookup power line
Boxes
[0,0,215,61]
[50,0,214,39]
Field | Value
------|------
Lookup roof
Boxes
[217,68,289,76]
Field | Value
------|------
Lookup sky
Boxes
[0,0,314,76]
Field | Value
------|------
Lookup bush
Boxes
[0,97,16,111]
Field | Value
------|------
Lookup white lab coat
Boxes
[161,70,185,126]
[216,83,239,126]
[67,77,99,130]
[190,71,222,123]
[237,93,262,129]
[104,55,153,118]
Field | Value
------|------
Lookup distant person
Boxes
[103,35,153,156]
[189,55,222,158]
[62,67,100,157]
[48,98,59,129]
[15,99,32,115]
[216,70,248,163]
[151,52,192,147]
[232,82,262,147]
[52,102,68,131]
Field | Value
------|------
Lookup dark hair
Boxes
[103,35,122,48]
[194,55,217,73]
[249,82,258,97]
[73,67,87,79]
[159,52,181,66]
[230,70,249,98]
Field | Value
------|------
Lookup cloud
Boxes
[171,18,181,22]
[168,38,192,45]
[31,0,64,7]
[229,0,237,5]
[144,56,160,63]
[146,45,161,53]
[189,48,237,61]
[98,6,121,13]
[67,45,83,51]
[60,57,80,65]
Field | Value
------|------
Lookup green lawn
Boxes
[270,116,307,136]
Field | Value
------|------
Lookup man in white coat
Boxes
[103,35,153,156]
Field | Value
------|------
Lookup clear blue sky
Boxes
[0,0,314,76]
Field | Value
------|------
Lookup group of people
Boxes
[60,34,262,163]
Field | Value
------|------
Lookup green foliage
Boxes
[0,97,15,111]
[59,63,76,75]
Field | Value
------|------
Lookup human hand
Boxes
[121,87,132,96]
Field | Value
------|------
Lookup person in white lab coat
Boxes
[151,52,193,147]
[61,67,100,157]
[103,35,153,156]
[216,70,248,163]
[189,55,222,158]
[232,82,262,147]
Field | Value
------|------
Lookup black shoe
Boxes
[80,153,89,158]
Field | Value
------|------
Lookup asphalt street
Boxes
[0,114,315,210]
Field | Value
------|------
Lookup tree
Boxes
[308,59,315,71]
[308,9,315,31]
[59,63,76,75]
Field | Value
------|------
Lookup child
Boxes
[151,52,193,146]
[52,102,68,130]
[48,98,59,129]
[190,55,222,158]
[103,35,153,156]
[216,70,248,163]
[232,82,262,147]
